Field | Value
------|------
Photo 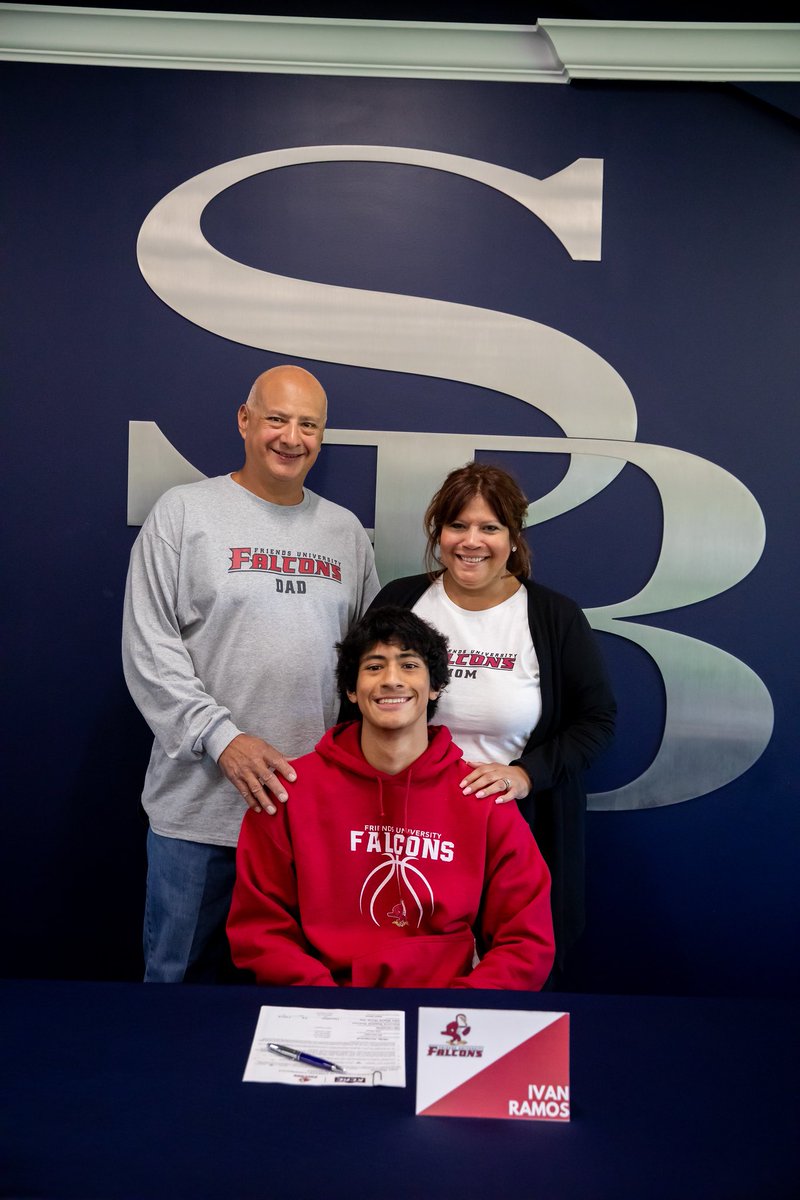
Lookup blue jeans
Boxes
[143,828,241,983]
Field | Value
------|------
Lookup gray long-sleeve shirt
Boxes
[123,475,379,846]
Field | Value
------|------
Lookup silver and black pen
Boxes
[267,1042,343,1072]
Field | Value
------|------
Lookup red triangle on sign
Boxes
[419,1014,570,1120]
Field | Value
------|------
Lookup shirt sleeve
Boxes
[355,525,381,617]
[513,603,616,792]
[227,807,337,987]
[121,516,241,765]
[455,804,555,991]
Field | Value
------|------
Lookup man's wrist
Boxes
[206,721,243,764]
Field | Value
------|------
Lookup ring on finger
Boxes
[501,778,511,792]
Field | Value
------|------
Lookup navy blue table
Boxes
[2,980,797,1199]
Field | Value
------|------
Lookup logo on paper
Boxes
[427,1014,484,1059]
[440,1014,471,1044]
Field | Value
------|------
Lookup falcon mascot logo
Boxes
[440,1014,471,1045]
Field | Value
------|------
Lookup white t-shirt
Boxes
[413,578,542,765]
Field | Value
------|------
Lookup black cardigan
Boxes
[367,575,616,967]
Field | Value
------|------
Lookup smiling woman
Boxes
[438,495,516,607]
[368,462,617,973]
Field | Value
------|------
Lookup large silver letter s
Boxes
[135,146,773,809]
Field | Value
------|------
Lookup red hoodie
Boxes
[228,722,554,990]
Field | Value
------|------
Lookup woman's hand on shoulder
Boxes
[459,762,531,803]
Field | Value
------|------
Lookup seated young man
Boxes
[227,607,554,989]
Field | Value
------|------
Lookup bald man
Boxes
[123,366,379,981]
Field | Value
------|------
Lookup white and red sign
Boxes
[415,1007,570,1121]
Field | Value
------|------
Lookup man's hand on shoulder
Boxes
[218,734,297,815]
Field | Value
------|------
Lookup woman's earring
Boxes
[511,545,517,552]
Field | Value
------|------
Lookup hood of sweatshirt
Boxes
[315,721,463,787]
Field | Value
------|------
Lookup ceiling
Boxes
[12,2,800,19]
[3,4,799,92]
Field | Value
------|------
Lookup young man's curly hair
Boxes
[336,606,450,721]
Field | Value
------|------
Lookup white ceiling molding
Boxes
[0,5,567,82]
[539,19,800,82]
[0,6,798,83]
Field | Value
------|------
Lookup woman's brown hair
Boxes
[423,462,532,580]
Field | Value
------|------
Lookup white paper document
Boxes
[243,1005,406,1087]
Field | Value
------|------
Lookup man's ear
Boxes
[429,689,440,702]
[237,404,249,438]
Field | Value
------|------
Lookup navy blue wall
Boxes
[2,62,797,994]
